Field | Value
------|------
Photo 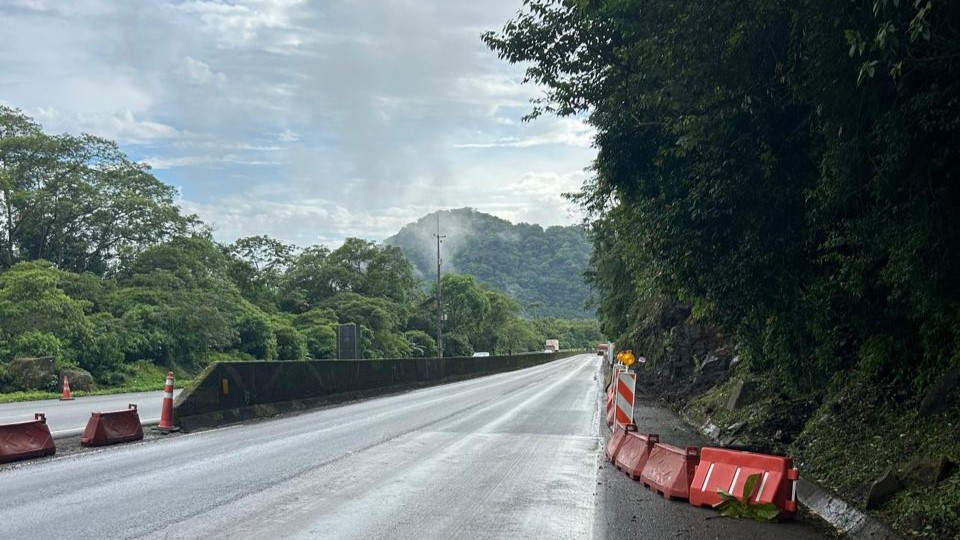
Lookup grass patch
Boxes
[791,375,960,539]
[0,361,194,404]
[683,367,960,537]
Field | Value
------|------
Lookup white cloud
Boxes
[178,195,425,247]
[145,153,282,170]
[0,0,598,246]
[454,117,595,149]
[180,56,226,85]
[171,0,308,49]
[30,108,180,144]
[275,129,299,142]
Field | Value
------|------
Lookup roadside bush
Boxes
[236,311,277,360]
[442,333,473,357]
[11,331,63,360]
[404,330,437,357]
[273,323,307,360]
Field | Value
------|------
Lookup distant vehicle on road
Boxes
[596,343,609,356]
[544,339,559,353]
[472,352,490,357]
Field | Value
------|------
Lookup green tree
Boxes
[10,331,63,360]
[437,274,490,346]
[0,261,92,362]
[442,332,472,357]
[226,235,296,309]
[293,307,338,359]
[235,311,276,360]
[496,321,539,355]
[272,321,307,360]
[322,292,411,358]
[113,237,250,365]
[404,330,437,358]
[485,0,960,389]
[0,106,195,275]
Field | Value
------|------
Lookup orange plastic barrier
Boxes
[640,443,700,500]
[605,385,615,426]
[605,366,622,427]
[614,432,659,480]
[689,447,800,518]
[81,404,144,447]
[604,425,632,462]
[0,413,56,463]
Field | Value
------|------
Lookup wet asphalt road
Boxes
[0,355,827,539]
[0,389,181,436]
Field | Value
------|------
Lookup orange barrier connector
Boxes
[640,443,700,500]
[605,384,615,427]
[604,424,633,463]
[614,432,659,480]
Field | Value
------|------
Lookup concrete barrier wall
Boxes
[173,351,580,430]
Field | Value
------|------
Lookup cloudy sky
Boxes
[0,0,596,247]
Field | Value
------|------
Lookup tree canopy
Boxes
[485,0,960,390]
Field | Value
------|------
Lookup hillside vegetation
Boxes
[485,1,959,537]
[0,107,599,394]
[385,208,593,319]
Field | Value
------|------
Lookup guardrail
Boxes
[173,351,581,430]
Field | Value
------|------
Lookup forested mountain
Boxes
[385,208,593,318]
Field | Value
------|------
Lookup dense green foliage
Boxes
[485,0,960,391]
[0,107,600,392]
[385,208,594,318]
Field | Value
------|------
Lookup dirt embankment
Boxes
[632,328,959,539]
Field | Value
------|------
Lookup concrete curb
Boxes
[52,418,159,440]
[796,478,902,540]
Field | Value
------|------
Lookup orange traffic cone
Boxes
[59,375,74,401]
[156,371,179,432]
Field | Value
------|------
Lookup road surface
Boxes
[0,389,181,436]
[0,355,826,539]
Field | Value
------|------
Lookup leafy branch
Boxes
[713,473,781,522]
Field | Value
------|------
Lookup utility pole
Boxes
[434,213,446,358]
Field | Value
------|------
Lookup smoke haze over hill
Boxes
[385,208,594,319]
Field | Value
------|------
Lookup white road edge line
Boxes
[51,418,160,440]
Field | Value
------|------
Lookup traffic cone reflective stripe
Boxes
[60,376,74,401]
[157,371,178,432]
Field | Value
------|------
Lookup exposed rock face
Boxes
[726,421,747,434]
[61,368,96,392]
[700,354,724,372]
[866,466,901,509]
[726,379,756,411]
[919,367,958,416]
[901,457,956,489]
[701,421,721,440]
[9,357,56,391]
